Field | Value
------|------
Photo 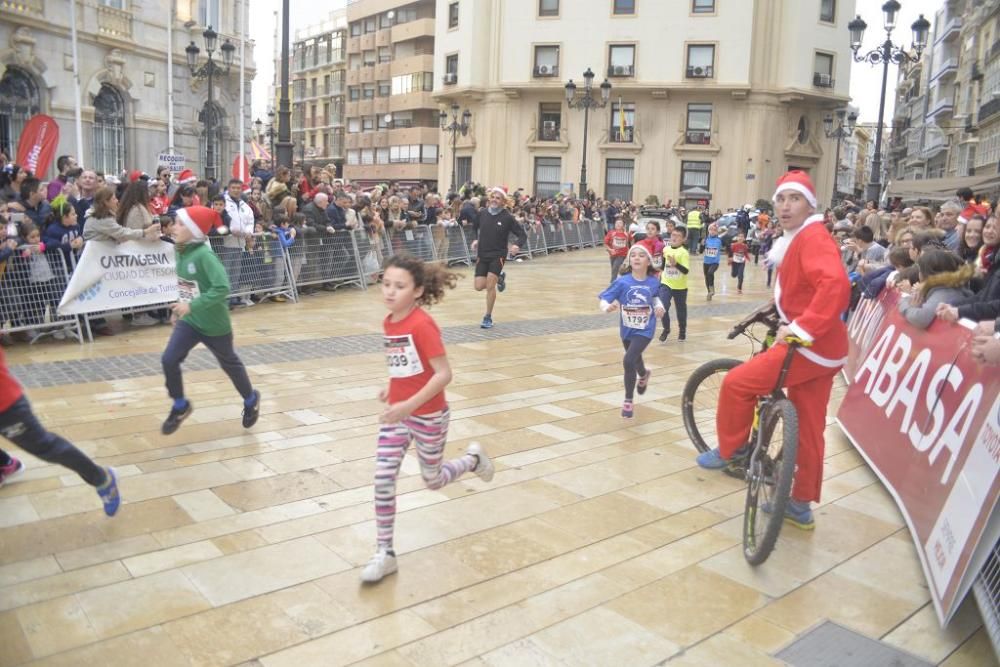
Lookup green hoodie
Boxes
[175,241,232,336]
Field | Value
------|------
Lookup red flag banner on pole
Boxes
[231,154,251,186]
[16,114,60,177]
[838,288,1000,625]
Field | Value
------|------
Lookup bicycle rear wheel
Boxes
[681,358,741,453]
[743,396,798,566]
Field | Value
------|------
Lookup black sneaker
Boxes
[658,329,670,342]
[679,333,687,342]
[723,444,751,479]
[162,401,193,435]
[497,271,506,293]
[242,390,261,428]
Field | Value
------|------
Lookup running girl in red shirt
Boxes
[362,254,495,583]
[604,216,631,284]
[729,233,749,294]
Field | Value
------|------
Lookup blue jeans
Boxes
[0,396,106,486]
[161,320,254,401]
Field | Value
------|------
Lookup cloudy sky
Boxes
[249,0,944,124]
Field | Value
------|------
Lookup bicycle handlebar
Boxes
[727,302,781,340]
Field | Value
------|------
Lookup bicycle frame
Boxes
[746,338,805,479]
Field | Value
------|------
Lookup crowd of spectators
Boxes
[0,151,997,363]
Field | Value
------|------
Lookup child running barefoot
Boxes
[160,207,261,435]
[599,245,665,418]
[363,254,494,583]
[703,223,722,300]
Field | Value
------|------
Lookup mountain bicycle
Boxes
[680,302,806,565]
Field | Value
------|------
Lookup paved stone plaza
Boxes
[0,249,994,666]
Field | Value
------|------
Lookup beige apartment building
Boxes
[432,0,855,208]
[291,11,347,171]
[343,0,440,185]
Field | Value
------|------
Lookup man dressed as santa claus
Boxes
[696,170,850,530]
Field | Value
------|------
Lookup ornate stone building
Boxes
[0,0,254,180]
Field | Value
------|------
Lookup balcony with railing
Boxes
[979,94,1000,124]
[97,3,133,40]
[930,56,958,82]
[0,0,43,15]
[685,130,711,145]
[927,96,955,118]
[610,126,634,143]
[934,13,961,44]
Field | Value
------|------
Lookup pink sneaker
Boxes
[622,400,634,418]
[0,456,25,486]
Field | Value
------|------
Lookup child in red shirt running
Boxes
[604,217,631,284]
[362,253,495,583]
[729,233,749,294]
[0,347,120,516]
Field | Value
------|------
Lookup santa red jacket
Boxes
[773,214,851,368]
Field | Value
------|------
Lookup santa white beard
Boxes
[766,233,793,268]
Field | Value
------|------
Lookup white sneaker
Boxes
[240,296,256,308]
[131,313,159,327]
[466,441,494,482]
[360,549,397,583]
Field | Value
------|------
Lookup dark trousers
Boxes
[703,263,719,291]
[610,255,625,283]
[161,320,253,401]
[731,262,746,290]
[0,396,106,486]
[659,285,688,335]
[687,228,701,255]
[621,336,651,400]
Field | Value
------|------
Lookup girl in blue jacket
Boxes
[702,223,722,300]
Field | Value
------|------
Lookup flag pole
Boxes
[238,0,246,182]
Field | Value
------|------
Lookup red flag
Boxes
[16,114,60,177]
[231,154,250,186]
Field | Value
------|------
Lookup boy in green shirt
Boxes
[161,206,261,435]
[658,227,690,342]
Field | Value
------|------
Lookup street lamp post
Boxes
[565,68,611,198]
[186,26,235,182]
[439,103,471,194]
[849,1,930,203]
[267,109,276,170]
[823,109,858,205]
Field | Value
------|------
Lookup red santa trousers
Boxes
[716,343,838,503]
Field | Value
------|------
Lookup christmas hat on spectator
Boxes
[773,170,817,208]
[176,205,225,242]
[489,186,507,197]
[177,169,197,185]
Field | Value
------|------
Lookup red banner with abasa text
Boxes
[838,288,999,625]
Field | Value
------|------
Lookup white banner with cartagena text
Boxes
[57,240,178,315]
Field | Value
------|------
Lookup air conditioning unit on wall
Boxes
[443,73,457,84]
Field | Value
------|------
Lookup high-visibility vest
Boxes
[686,210,703,230]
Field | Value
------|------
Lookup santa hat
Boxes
[129,170,149,183]
[773,170,817,209]
[175,206,224,242]
[177,169,197,185]
[629,243,654,264]
[488,186,508,197]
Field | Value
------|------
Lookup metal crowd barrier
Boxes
[541,221,567,252]
[0,247,85,344]
[209,233,300,301]
[445,225,472,266]
[286,231,366,292]
[563,221,583,249]
[524,223,547,258]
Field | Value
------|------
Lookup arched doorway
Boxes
[92,84,126,176]
[198,101,225,181]
[0,66,41,159]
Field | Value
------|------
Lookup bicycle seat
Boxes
[727,301,780,340]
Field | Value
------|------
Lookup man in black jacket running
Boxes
[471,188,527,329]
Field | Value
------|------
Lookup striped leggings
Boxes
[374,408,476,550]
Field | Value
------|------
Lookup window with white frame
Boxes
[539,0,558,17]
[377,147,390,164]
[685,103,712,143]
[534,157,561,198]
[92,84,126,176]
[608,45,635,77]
[610,102,635,142]
[448,2,459,28]
[346,149,360,165]
[606,159,634,201]
[686,45,715,77]
[422,144,438,164]
[613,0,635,15]
[820,0,836,23]
[539,103,561,141]
[361,148,375,165]
[198,0,221,28]
[692,0,714,13]
[348,118,360,133]
[814,52,834,87]
[101,0,126,9]
[681,160,711,191]
[534,45,559,77]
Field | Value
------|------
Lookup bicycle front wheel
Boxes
[743,396,799,566]
[681,358,741,453]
